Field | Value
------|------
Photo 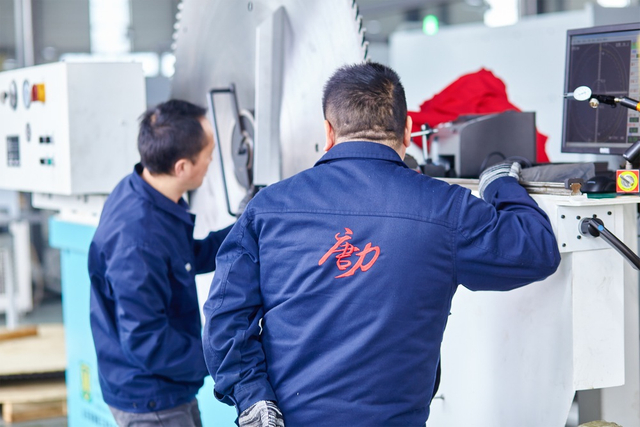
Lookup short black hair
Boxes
[322,62,407,147]
[138,99,208,175]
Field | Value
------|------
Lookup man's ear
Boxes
[173,158,190,178]
[324,120,336,152]
[403,115,413,149]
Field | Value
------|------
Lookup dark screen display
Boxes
[562,25,640,155]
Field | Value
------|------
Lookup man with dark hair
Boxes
[203,62,560,426]
[89,99,232,427]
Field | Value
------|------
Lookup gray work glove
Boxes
[238,400,285,427]
[478,161,522,199]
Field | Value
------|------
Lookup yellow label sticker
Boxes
[81,363,92,402]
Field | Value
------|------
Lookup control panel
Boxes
[0,62,145,195]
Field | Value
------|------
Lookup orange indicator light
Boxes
[31,83,46,103]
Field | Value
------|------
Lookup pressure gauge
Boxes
[23,80,31,109]
[572,86,592,102]
[8,80,17,110]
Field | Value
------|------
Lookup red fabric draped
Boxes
[408,68,549,163]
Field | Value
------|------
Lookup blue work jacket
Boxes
[89,164,231,412]
[203,141,561,426]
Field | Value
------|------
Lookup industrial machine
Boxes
[428,111,536,178]
[0,61,145,427]
[171,0,368,232]
[0,62,142,196]
[0,62,143,329]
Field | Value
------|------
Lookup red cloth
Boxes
[408,68,549,163]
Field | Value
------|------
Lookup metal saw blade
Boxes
[171,0,367,230]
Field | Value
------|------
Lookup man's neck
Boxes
[336,138,405,159]
[141,168,184,203]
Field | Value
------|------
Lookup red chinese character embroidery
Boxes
[318,228,381,278]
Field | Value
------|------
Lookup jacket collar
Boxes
[131,163,194,225]
[314,141,409,168]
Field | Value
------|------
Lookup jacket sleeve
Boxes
[202,215,277,413]
[455,176,561,291]
[193,224,234,274]
[105,243,209,381]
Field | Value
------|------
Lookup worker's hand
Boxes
[238,400,285,427]
[237,186,259,217]
[478,161,522,199]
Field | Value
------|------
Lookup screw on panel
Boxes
[593,214,597,218]
[608,211,612,215]
[562,243,566,247]
[577,235,582,239]
[576,216,581,220]
[561,215,565,219]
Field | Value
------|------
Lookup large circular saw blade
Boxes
[171,0,367,230]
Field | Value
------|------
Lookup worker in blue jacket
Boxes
[89,100,232,427]
[202,62,561,427]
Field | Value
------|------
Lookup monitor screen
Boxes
[562,23,640,155]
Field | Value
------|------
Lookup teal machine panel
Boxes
[49,217,236,426]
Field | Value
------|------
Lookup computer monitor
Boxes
[562,22,640,155]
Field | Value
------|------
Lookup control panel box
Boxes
[0,62,145,195]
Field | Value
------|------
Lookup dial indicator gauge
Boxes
[8,80,17,110]
[23,80,31,109]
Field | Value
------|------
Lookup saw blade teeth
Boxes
[351,0,368,61]
[172,0,186,53]
[350,0,359,21]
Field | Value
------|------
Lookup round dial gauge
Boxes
[8,80,17,110]
[23,80,31,109]
[573,86,592,102]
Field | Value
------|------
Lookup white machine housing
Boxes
[0,62,145,195]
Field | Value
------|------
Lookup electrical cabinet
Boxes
[0,62,145,195]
